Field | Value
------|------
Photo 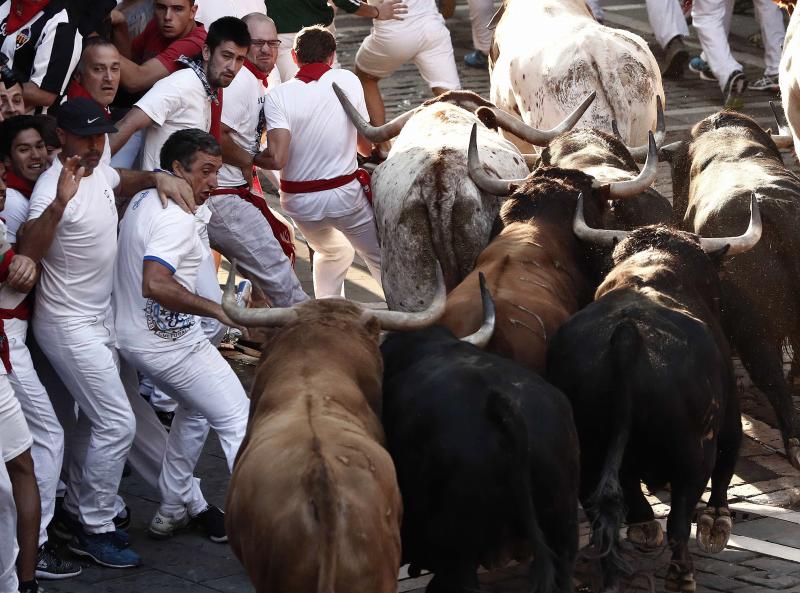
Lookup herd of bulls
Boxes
[211,1,800,592]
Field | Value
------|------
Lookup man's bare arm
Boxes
[109,9,133,59]
[253,128,291,171]
[22,82,57,110]
[119,55,170,94]
[110,107,153,155]
[115,169,195,213]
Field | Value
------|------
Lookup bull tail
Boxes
[485,390,555,593]
[586,321,640,580]
[306,436,339,593]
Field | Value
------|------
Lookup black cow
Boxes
[547,199,761,592]
[381,280,579,593]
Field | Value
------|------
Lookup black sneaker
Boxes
[36,542,82,580]
[18,579,38,593]
[192,505,227,543]
[723,70,748,106]
[113,505,131,531]
[50,505,80,542]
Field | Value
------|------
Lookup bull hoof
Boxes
[665,562,696,593]
[626,520,665,550]
[787,438,800,471]
[696,507,732,554]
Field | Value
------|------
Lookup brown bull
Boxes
[222,270,447,593]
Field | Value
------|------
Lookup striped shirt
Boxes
[0,0,82,113]
[265,0,362,34]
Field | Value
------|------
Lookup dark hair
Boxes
[294,25,336,65]
[77,37,118,73]
[206,16,251,53]
[0,115,43,159]
[33,115,61,149]
[159,128,220,171]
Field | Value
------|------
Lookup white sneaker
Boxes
[148,509,190,540]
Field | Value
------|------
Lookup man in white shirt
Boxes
[17,98,194,569]
[114,128,249,542]
[257,26,381,298]
[211,13,306,307]
[110,16,251,171]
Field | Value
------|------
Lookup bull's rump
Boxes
[226,419,402,593]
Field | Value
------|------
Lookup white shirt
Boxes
[135,69,211,171]
[264,68,369,222]
[114,190,206,353]
[194,0,266,23]
[3,188,30,245]
[28,159,120,320]
[218,65,267,187]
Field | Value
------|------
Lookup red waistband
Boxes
[279,172,357,194]
[0,301,30,321]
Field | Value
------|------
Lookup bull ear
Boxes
[658,140,685,163]
[706,244,731,267]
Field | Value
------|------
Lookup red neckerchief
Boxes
[294,62,331,83]
[6,0,50,34]
[5,170,33,199]
[243,59,269,86]
[210,88,223,142]
[65,80,111,115]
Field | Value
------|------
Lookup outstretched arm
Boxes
[110,107,153,156]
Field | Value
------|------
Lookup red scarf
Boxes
[210,88,223,143]
[294,63,331,83]
[243,59,269,86]
[65,80,111,115]
[5,170,33,199]
[6,0,49,34]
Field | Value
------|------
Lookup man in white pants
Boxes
[0,454,18,593]
[464,0,494,67]
[18,98,194,569]
[114,129,249,542]
[647,0,692,79]
[257,26,381,298]
[212,13,307,307]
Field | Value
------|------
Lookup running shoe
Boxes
[688,56,717,82]
[192,504,227,543]
[148,509,190,540]
[723,70,748,106]
[464,50,488,69]
[36,542,82,580]
[68,531,141,568]
[748,73,779,92]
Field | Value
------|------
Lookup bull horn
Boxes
[487,4,505,29]
[593,132,657,198]
[368,267,447,330]
[627,96,666,162]
[222,261,299,327]
[461,272,496,348]
[573,193,629,246]
[769,101,794,148]
[699,193,762,256]
[479,91,596,147]
[332,82,416,143]
[467,123,528,195]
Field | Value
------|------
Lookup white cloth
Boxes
[236,0,268,16]
[355,10,460,90]
[467,0,495,52]
[692,0,741,90]
[0,455,17,593]
[219,65,267,187]
[28,158,120,320]
[264,68,370,222]
[753,0,785,76]
[646,0,690,49]
[274,23,341,83]
[194,0,237,25]
[0,370,32,462]
[135,69,211,172]
[3,188,30,244]
[114,190,207,354]
[296,209,382,298]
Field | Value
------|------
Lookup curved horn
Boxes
[627,96,666,162]
[222,261,299,327]
[593,132,658,198]
[369,267,447,331]
[769,101,794,148]
[611,119,623,140]
[467,124,527,195]
[481,91,596,147]
[332,82,416,143]
[699,193,763,256]
[461,272,496,348]
[573,193,629,246]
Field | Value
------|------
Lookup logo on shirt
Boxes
[144,299,195,341]
[15,27,31,50]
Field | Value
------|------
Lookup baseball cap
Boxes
[56,98,118,136]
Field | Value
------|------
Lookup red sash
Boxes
[65,80,112,116]
[210,186,296,265]
[294,62,331,83]
[210,88,223,143]
[0,248,18,373]
[279,169,372,203]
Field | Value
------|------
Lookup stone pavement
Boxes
[46,1,800,591]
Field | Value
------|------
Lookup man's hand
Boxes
[56,156,85,208]
[6,254,38,293]
[376,0,408,20]
[154,172,196,213]
[109,9,127,27]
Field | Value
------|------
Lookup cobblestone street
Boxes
[46,1,800,591]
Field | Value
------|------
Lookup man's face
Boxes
[154,0,196,40]
[0,82,24,120]
[6,128,47,183]
[175,150,221,204]
[76,45,121,108]
[247,20,279,75]
[204,41,248,89]
[62,131,105,174]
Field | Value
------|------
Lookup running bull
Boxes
[222,268,447,593]
[547,198,761,592]
[381,277,580,593]
[668,110,800,469]
[333,86,593,311]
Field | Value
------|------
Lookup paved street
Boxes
[46,1,800,591]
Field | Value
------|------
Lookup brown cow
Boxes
[438,125,657,374]
[221,269,448,593]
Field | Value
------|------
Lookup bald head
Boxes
[243,13,278,75]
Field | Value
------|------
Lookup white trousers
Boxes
[0,455,17,593]
[646,0,690,48]
[120,340,248,519]
[467,0,495,53]
[693,0,741,89]
[33,312,135,534]
[296,209,382,298]
[207,194,307,307]
[753,0,786,76]
[275,23,341,83]
[6,318,63,547]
